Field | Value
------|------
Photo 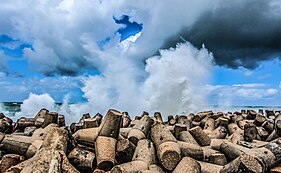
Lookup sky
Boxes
[0,0,281,117]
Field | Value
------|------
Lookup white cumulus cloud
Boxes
[232,83,266,88]
[244,71,253,77]
[208,83,280,106]
[0,0,215,75]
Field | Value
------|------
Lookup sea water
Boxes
[0,102,63,117]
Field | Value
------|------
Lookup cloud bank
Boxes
[207,83,281,107]
[0,0,215,75]
[162,0,281,69]
[1,0,281,120]
[2,0,281,75]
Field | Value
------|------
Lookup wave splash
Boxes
[7,42,213,123]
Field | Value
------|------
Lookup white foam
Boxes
[9,42,213,123]
[15,93,56,118]
[77,42,213,118]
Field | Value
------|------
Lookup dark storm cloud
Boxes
[42,57,97,76]
[162,0,281,69]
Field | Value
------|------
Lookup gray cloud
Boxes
[1,0,215,76]
[0,0,120,76]
[162,0,281,69]
[2,0,281,76]
[0,51,9,76]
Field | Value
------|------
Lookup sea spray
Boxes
[73,42,213,120]
[15,93,56,117]
[0,103,9,116]
[10,42,213,123]
[141,43,213,115]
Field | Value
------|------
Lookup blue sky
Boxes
[0,0,281,109]
[210,60,281,106]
